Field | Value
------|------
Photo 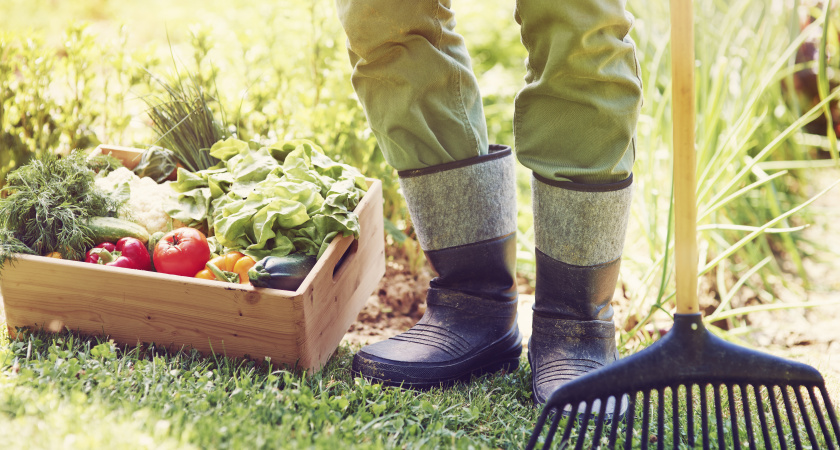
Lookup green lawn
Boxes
[2,327,838,448]
[0,327,539,449]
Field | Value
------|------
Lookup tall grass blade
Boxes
[700,178,840,277]
[816,0,839,163]
[708,299,840,322]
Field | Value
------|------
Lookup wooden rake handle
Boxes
[671,0,699,314]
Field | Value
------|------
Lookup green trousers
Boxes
[336,0,642,184]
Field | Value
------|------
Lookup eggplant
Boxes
[248,253,318,290]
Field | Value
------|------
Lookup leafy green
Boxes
[0,151,121,264]
[208,137,250,161]
[85,153,124,174]
[132,146,178,183]
[168,139,367,260]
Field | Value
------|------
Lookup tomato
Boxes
[153,227,211,277]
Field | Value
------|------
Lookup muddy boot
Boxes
[528,173,633,407]
[352,145,522,389]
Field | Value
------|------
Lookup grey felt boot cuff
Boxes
[398,145,517,251]
[532,173,633,267]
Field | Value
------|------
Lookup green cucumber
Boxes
[86,217,150,244]
[147,231,165,255]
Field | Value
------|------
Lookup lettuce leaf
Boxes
[166,138,367,259]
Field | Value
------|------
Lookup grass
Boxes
[0,328,539,449]
[2,327,838,449]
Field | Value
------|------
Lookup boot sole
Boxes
[352,330,522,390]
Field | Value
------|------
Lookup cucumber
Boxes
[147,231,165,255]
[86,216,150,244]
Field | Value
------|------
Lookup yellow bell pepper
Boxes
[195,251,256,285]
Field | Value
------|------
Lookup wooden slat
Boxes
[2,254,302,362]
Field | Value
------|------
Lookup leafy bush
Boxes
[0,24,154,188]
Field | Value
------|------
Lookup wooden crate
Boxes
[0,146,385,371]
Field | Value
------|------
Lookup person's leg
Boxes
[336,0,522,387]
[336,0,488,170]
[514,0,641,184]
[513,0,642,404]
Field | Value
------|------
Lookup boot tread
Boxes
[411,323,473,349]
[391,334,463,357]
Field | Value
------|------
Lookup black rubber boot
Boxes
[352,146,522,389]
[528,173,633,407]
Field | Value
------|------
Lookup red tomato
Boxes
[153,228,211,277]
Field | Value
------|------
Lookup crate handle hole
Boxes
[333,239,359,281]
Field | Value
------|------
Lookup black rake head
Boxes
[526,314,840,449]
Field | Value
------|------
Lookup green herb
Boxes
[85,153,124,174]
[0,228,36,274]
[143,68,225,172]
[0,150,120,264]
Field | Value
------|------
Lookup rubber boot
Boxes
[352,145,522,389]
[528,173,633,407]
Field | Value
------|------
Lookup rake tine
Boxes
[542,405,564,450]
[713,384,725,448]
[672,386,680,450]
[559,402,581,448]
[641,390,651,450]
[808,386,834,450]
[686,383,695,447]
[727,384,741,450]
[768,385,788,450]
[821,385,840,445]
[574,401,594,450]
[655,388,665,450]
[741,384,756,450]
[781,385,802,449]
[624,392,637,450]
[607,395,621,449]
[700,383,710,450]
[794,386,818,449]
[590,397,609,448]
[526,401,551,450]
[755,385,772,447]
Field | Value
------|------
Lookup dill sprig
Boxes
[0,150,120,263]
[86,153,125,174]
[0,229,36,274]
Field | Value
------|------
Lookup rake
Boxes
[525,0,840,448]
